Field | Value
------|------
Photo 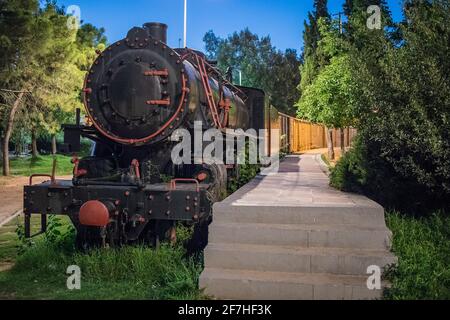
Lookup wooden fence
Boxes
[269,111,357,154]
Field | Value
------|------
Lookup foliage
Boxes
[315,0,450,213]
[0,1,106,175]
[228,162,260,194]
[333,0,450,213]
[0,218,204,300]
[228,142,261,193]
[299,0,330,94]
[297,54,356,128]
[203,29,301,116]
[330,137,367,193]
[384,212,450,300]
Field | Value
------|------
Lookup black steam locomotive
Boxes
[23,23,267,251]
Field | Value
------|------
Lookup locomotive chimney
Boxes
[143,22,168,44]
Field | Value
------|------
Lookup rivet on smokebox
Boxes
[125,191,130,197]
[148,210,153,215]
[166,195,171,201]
[185,207,191,212]
[186,196,191,200]
[193,215,199,221]
[149,195,154,200]
[115,200,120,206]
[166,211,171,216]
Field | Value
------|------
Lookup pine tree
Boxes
[299,0,330,91]
[314,0,330,19]
[303,0,330,60]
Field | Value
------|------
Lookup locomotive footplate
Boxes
[23,179,211,240]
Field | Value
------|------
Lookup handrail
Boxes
[169,178,200,192]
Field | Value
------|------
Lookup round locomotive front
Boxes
[83,23,190,146]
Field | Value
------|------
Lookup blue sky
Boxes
[57,0,404,53]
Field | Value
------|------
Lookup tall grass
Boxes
[0,219,204,300]
[385,212,450,300]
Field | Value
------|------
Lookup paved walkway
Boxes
[200,153,396,300]
[223,153,382,211]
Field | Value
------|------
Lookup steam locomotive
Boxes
[23,22,268,251]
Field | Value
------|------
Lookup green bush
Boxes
[385,212,450,300]
[330,2,450,215]
[331,134,450,214]
[330,138,367,194]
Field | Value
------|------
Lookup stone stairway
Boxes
[199,154,397,300]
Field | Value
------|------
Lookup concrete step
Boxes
[213,203,387,228]
[209,222,392,250]
[205,243,397,276]
[200,268,385,300]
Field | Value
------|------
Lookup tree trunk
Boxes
[31,129,39,158]
[340,128,346,156]
[326,127,335,161]
[51,135,57,155]
[2,91,25,176]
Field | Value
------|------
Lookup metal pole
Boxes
[238,70,242,86]
[183,0,187,48]
[332,12,345,35]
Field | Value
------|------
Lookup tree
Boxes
[298,54,356,160]
[297,17,353,159]
[298,0,332,123]
[332,0,450,213]
[0,1,107,174]
[1,0,44,174]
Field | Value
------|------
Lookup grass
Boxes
[0,215,72,264]
[0,243,204,300]
[0,217,205,300]
[384,212,450,300]
[4,154,74,177]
